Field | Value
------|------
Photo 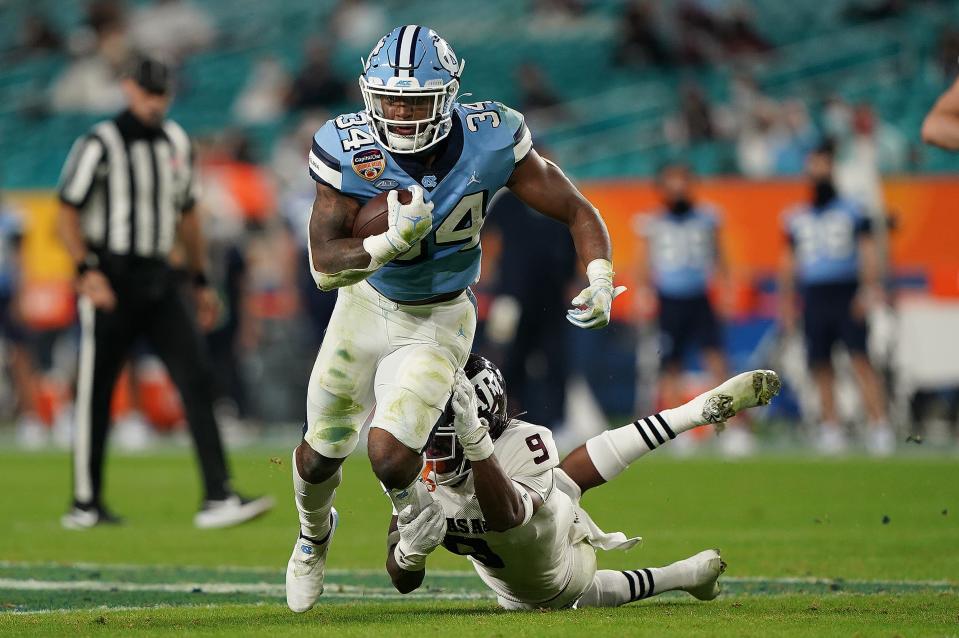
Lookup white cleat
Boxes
[286,508,338,613]
[679,549,726,601]
[866,423,896,457]
[816,424,849,456]
[193,494,275,529]
[699,370,781,425]
[718,425,757,458]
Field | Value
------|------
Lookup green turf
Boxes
[4,596,958,637]
[0,449,957,635]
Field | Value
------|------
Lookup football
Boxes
[352,189,411,239]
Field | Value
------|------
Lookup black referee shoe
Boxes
[61,503,124,530]
[193,493,275,529]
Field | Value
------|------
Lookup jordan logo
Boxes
[467,171,481,186]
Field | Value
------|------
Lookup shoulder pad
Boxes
[493,420,559,478]
[309,119,347,190]
[457,101,532,163]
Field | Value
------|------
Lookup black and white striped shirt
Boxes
[58,110,199,259]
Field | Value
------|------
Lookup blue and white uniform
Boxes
[0,204,25,344]
[642,207,718,299]
[784,196,872,364]
[309,102,530,301]
[302,24,534,457]
[638,206,722,365]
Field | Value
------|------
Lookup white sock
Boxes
[385,476,434,516]
[584,412,676,481]
[292,451,340,541]
[577,563,693,608]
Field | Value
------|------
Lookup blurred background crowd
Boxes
[1,0,958,456]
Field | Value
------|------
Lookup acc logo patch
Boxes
[374,178,399,190]
[352,148,386,181]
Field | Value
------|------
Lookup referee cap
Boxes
[125,53,173,95]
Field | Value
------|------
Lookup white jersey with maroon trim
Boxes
[432,419,584,606]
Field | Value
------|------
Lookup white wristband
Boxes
[585,258,614,286]
[462,431,495,462]
[393,542,426,572]
[363,232,409,269]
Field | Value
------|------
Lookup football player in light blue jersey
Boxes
[636,163,752,456]
[286,25,626,613]
[779,143,892,456]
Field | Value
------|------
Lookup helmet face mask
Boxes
[359,26,464,154]
[423,355,508,486]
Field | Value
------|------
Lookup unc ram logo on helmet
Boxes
[308,25,532,302]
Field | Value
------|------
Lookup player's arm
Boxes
[507,148,610,266]
[307,182,434,291]
[385,515,425,594]
[450,370,543,532]
[470,454,543,532]
[778,231,798,332]
[58,203,118,313]
[921,77,959,150]
[384,499,447,594]
[507,149,625,329]
[176,206,221,330]
[855,217,884,313]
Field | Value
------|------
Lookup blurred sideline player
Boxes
[0,195,44,446]
[779,143,893,455]
[384,355,780,609]
[287,25,624,612]
[635,163,753,456]
[921,75,959,149]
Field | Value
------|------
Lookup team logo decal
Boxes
[352,148,386,181]
[422,175,437,189]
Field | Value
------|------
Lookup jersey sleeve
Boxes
[494,103,533,164]
[58,134,105,208]
[162,121,200,212]
[309,121,345,190]
[493,421,560,501]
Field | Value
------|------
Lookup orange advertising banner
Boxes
[580,176,959,282]
[5,176,958,328]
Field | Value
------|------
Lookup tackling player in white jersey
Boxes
[385,355,780,609]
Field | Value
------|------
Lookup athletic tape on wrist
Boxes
[585,258,614,286]
[393,543,426,572]
[463,432,495,461]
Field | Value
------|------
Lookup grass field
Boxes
[0,448,957,636]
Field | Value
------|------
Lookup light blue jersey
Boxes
[641,206,718,298]
[784,198,870,286]
[0,206,23,297]
[309,101,532,302]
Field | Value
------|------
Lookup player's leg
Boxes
[559,369,780,491]
[804,290,847,454]
[369,343,456,512]
[370,294,476,513]
[288,285,382,612]
[63,298,136,528]
[843,312,894,455]
[576,550,726,608]
[656,295,686,418]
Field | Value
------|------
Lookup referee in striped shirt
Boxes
[57,54,273,529]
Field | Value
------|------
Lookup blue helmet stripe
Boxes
[393,25,408,76]
[407,25,422,75]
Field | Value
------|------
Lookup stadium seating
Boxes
[1,0,956,188]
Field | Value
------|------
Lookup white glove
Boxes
[451,369,495,461]
[393,501,447,571]
[567,259,627,330]
[363,185,434,267]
